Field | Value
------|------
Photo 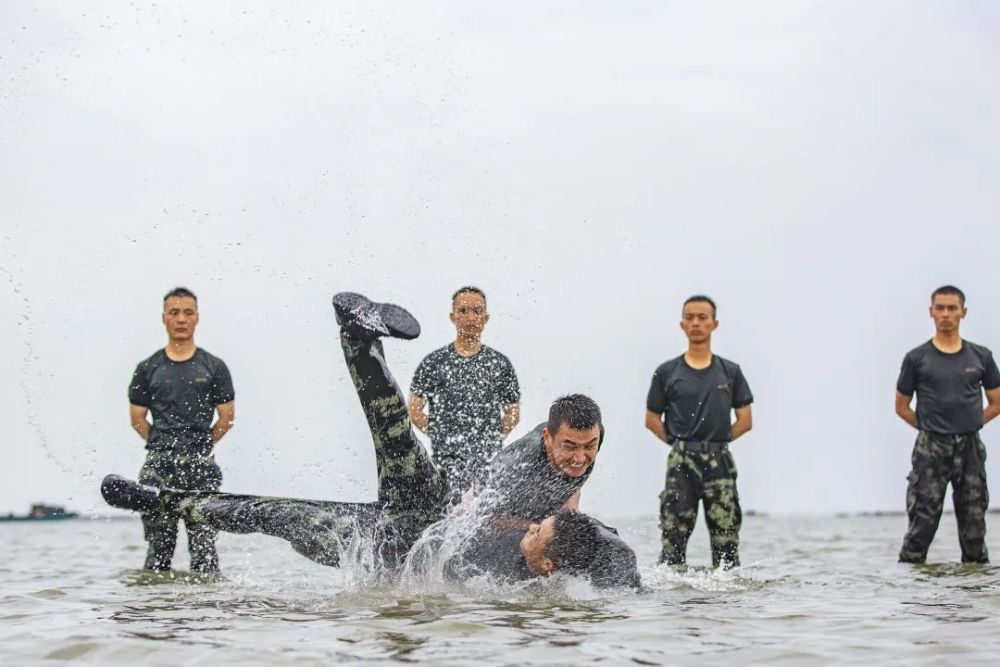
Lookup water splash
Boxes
[398,489,500,588]
[0,264,72,475]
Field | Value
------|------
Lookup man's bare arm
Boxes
[731,405,753,441]
[129,404,151,441]
[984,387,1000,426]
[562,490,581,511]
[488,516,532,532]
[501,402,520,438]
[211,401,235,444]
[645,409,669,444]
[408,393,429,433]
[896,391,919,429]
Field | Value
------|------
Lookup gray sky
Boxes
[2,1,998,518]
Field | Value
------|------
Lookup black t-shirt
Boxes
[484,423,594,522]
[448,516,640,589]
[411,344,520,477]
[897,340,1000,435]
[646,355,753,443]
[446,527,532,582]
[128,348,235,452]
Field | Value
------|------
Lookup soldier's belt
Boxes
[673,440,729,455]
[920,429,978,441]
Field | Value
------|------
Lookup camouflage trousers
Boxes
[899,431,989,564]
[138,448,221,572]
[659,443,742,568]
[161,333,448,572]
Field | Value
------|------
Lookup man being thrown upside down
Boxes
[103,292,639,588]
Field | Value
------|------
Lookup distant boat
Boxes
[0,503,79,522]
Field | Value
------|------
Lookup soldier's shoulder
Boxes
[904,341,934,361]
[419,344,455,365]
[964,340,995,359]
[481,345,515,366]
[495,423,544,461]
[195,348,230,369]
[713,355,744,375]
[137,349,167,369]
[653,355,684,376]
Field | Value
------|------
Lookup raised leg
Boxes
[171,491,381,567]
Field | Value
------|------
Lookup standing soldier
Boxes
[645,295,753,568]
[128,287,235,572]
[896,285,1000,564]
[408,286,520,493]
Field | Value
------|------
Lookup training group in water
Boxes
[103,283,1000,586]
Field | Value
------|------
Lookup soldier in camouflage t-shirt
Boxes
[409,287,520,492]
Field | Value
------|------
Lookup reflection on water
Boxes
[5,515,1000,665]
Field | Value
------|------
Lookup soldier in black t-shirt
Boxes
[408,287,521,492]
[896,286,1000,564]
[127,287,235,572]
[645,295,753,568]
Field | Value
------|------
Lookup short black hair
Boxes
[452,285,486,306]
[163,287,197,303]
[545,511,641,589]
[683,294,716,318]
[931,285,965,305]
[545,510,602,572]
[547,394,602,435]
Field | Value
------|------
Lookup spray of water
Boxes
[0,264,72,476]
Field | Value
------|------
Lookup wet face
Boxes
[449,291,488,338]
[162,296,199,342]
[543,423,601,477]
[929,294,965,333]
[520,515,557,575]
[680,300,717,344]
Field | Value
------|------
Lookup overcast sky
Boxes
[2,1,998,518]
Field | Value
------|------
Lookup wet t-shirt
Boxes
[447,527,532,582]
[411,344,520,488]
[484,423,595,522]
[646,355,753,443]
[897,340,1000,435]
[129,348,235,452]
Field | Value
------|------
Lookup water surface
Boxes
[3,513,1000,665]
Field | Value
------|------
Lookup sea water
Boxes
[3,513,1000,665]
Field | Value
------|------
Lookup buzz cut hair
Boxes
[931,285,965,305]
[452,285,487,306]
[683,294,717,318]
[547,394,602,435]
[544,510,602,571]
[163,287,198,303]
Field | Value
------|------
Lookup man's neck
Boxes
[165,340,197,361]
[454,335,482,357]
[684,342,713,369]
[932,331,963,353]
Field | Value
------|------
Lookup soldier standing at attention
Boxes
[896,285,1000,564]
[408,286,520,493]
[128,287,235,572]
[644,295,753,569]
